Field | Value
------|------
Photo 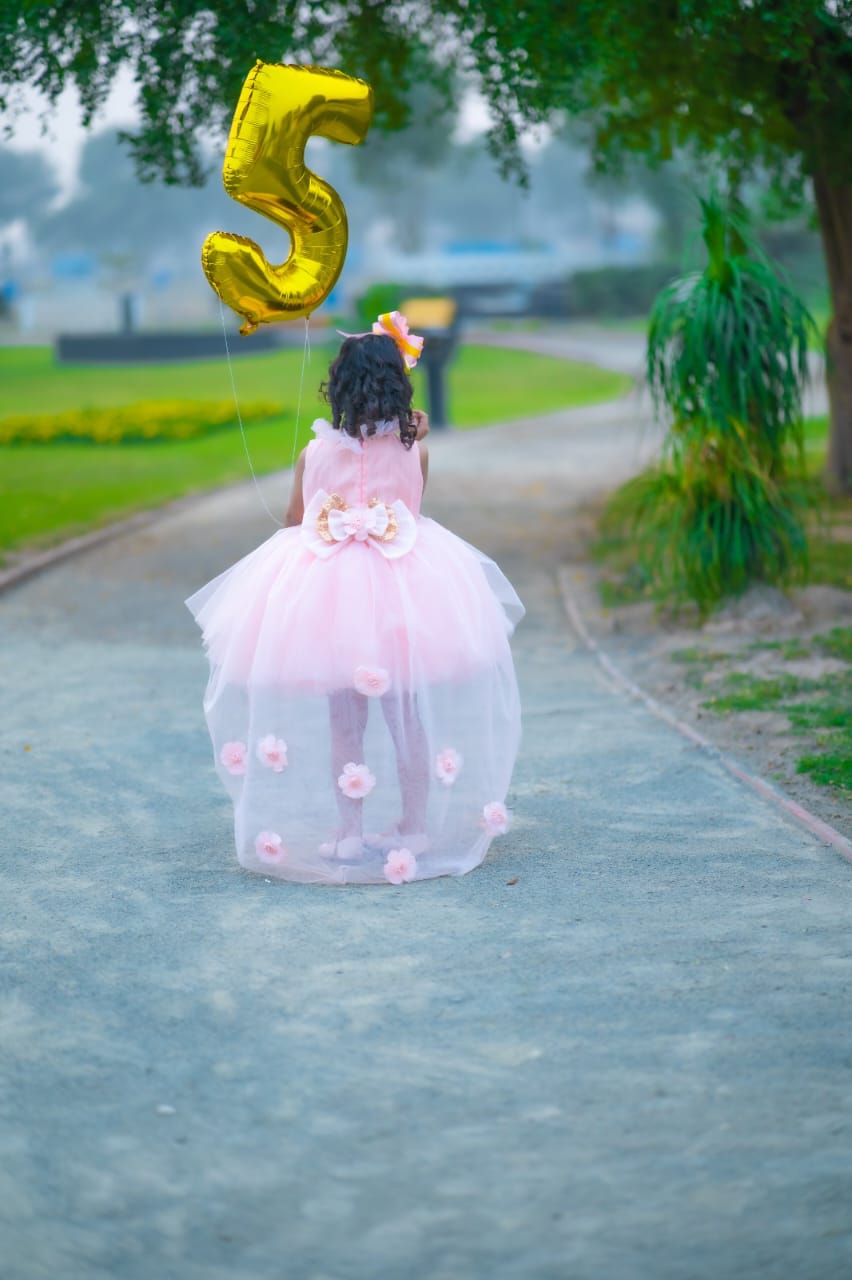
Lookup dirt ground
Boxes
[564,504,852,843]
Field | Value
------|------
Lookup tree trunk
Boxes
[812,172,852,495]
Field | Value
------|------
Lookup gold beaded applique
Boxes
[315,493,399,544]
[315,493,347,544]
[368,497,399,543]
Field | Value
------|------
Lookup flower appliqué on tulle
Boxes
[255,831,287,865]
[435,748,463,786]
[337,762,377,799]
[481,801,509,835]
[220,741,247,775]
[384,847,417,884]
[257,734,288,772]
[354,665,390,698]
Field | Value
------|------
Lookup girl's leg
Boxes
[328,688,369,838]
[380,691,429,834]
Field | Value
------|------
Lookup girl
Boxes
[186,312,523,885]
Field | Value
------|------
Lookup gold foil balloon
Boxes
[202,61,374,335]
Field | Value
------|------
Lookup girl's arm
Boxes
[412,410,430,441]
[285,449,307,527]
[418,441,429,494]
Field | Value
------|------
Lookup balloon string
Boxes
[218,300,284,528]
[291,316,311,472]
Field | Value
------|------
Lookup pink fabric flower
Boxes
[384,847,417,884]
[337,762,376,799]
[353,665,391,697]
[257,733,288,772]
[481,801,509,835]
[255,830,287,864]
[220,741,247,775]
[435,747,463,786]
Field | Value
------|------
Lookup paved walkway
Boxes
[1,389,850,1280]
[469,322,829,417]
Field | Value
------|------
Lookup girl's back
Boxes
[303,426,424,515]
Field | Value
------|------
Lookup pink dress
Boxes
[186,419,523,885]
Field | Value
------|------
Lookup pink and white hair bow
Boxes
[337,310,424,370]
[371,311,424,369]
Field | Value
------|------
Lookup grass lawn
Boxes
[0,342,630,559]
[668,636,852,792]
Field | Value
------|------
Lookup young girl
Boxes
[186,312,523,885]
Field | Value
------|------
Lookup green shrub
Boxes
[353,282,441,328]
[354,283,408,329]
[636,196,815,613]
[0,399,283,445]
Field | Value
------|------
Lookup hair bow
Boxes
[337,310,424,370]
[371,311,424,370]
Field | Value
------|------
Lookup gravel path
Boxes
[1,388,850,1280]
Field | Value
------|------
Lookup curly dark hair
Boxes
[321,334,416,448]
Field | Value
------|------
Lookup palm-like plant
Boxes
[639,196,814,612]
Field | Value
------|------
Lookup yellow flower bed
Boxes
[0,399,283,445]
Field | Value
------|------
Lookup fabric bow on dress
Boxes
[302,489,418,560]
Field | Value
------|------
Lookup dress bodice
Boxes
[302,420,424,516]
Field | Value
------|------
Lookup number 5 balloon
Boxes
[202,61,374,335]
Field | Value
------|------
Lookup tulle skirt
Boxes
[186,517,523,885]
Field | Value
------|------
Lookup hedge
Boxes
[0,399,283,446]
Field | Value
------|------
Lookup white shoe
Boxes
[365,830,430,856]
[318,835,364,862]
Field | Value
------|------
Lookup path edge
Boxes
[0,504,182,595]
[557,566,852,865]
[0,472,292,597]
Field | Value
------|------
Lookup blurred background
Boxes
[0,74,828,342]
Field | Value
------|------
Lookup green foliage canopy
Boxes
[448,1,852,194]
[0,2,455,183]
[3,1,850,195]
